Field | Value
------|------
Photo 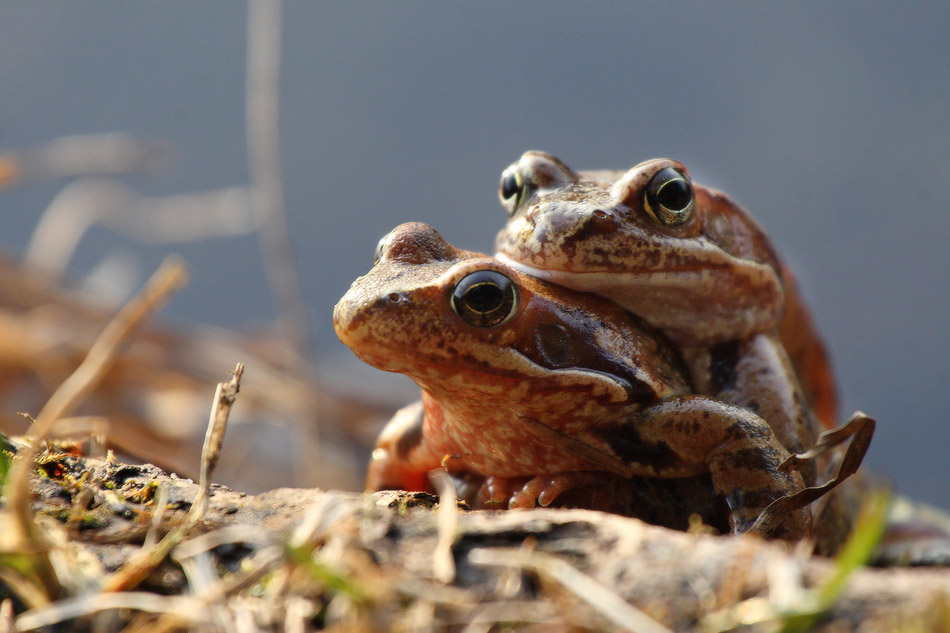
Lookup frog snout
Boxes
[332,286,374,341]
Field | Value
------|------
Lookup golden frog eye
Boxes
[451,270,518,327]
[498,167,526,217]
[644,167,695,225]
[373,235,388,265]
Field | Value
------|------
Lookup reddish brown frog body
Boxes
[495,152,839,464]
[334,222,810,539]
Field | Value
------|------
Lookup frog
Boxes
[494,152,849,468]
[334,221,812,540]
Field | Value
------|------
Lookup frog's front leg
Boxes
[592,395,811,540]
[681,333,818,469]
[365,400,444,493]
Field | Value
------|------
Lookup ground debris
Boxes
[2,450,948,632]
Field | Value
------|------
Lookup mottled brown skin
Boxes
[334,222,810,539]
[494,152,838,467]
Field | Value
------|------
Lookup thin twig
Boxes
[469,547,675,633]
[247,0,310,361]
[429,469,459,584]
[102,364,243,593]
[173,525,274,561]
[198,363,244,498]
[143,484,170,551]
[15,593,210,631]
[0,600,12,633]
[0,133,167,191]
[0,569,49,612]
[147,545,286,633]
[26,179,254,277]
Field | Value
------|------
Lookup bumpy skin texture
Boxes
[334,222,810,539]
[494,152,837,465]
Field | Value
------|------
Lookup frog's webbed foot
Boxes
[750,411,876,535]
[780,411,874,484]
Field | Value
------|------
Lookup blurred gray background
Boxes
[1,3,947,508]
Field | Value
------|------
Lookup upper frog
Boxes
[494,151,837,427]
[334,222,811,539]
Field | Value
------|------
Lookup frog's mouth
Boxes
[494,253,556,280]
[495,250,777,291]
[493,252,708,292]
[494,251,783,345]
[495,240,742,276]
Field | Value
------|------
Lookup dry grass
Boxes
[3,447,947,632]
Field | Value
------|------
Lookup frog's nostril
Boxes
[590,209,619,227]
[386,292,405,304]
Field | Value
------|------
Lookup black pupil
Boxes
[656,172,692,211]
[452,270,517,327]
[463,282,504,313]
[500,172,520,200]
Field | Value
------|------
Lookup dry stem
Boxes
[102,363,244,593]
[247,0,310,360]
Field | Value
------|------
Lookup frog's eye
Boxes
[373,236,388,265]
[499,168,526,217]
[451,270,518,327]
[644,167,694,226]
[500,171,521,201]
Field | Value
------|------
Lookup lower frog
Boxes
[334,222,811,540]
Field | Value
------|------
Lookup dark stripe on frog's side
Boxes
[394,406,425,460]
[594,421,681,473]
[528,321,659,403]
[709,340,741,391]
[713,446,784,473]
